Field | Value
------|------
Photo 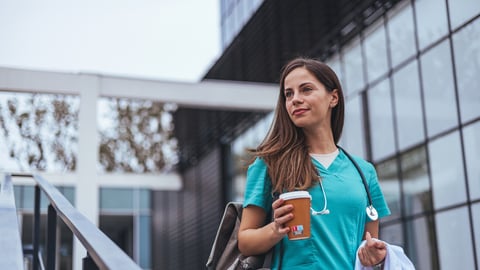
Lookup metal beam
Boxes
[0,66,277,111]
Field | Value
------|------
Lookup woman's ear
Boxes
[330,89,339,108]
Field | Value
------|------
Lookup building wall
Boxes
[152,147,224,270]
[221,0,480,269]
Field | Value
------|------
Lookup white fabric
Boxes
[355,239,416,270]
[310,148,339,169]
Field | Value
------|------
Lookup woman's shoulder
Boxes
[339,148,375,171]
[248,156,267,167]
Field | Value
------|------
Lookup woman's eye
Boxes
[285,91,293,98]
[303,87,312,92]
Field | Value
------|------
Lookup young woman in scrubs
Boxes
[238,57,391,269]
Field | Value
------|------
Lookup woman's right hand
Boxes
[271,198,294,236]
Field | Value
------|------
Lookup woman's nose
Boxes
[291,92,303,104]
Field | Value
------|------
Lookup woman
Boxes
[238,57,391,269]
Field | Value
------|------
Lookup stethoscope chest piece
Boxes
[366,205,378,221]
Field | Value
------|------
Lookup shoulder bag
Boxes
[206,202,275,270]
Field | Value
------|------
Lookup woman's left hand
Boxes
[358,231,387,266]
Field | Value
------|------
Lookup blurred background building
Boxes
[1,0,479,269]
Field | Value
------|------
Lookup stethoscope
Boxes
[310,146,379,221]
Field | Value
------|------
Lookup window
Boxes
[405,215,437,270]
[364,18,389,83]
[420,40,458,137]
[401,146,431,216]
[435,207,475,269]
[99,188,151,268]
[368,79,396,161]
[473,202,480,265]
[414,0,449,50]
[341,93,366,158]
[452,17,480,124]
[392,60,425,150]
[387,1,416,68]
[380,223,403,247]
[343,38,365,95]
[428,131,467,209]
[462,120,480,200]
[375,158,401,221]
[448,0,480,30]
[326,55,344,85]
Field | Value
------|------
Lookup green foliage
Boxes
[0,92,79,172]
[98,98,178,173]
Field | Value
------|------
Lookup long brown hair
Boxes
[250,57,345,193]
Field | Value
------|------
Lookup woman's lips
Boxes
[292,108,308,116]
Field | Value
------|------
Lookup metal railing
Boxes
[0,173,142,270]
[0,174,25,270]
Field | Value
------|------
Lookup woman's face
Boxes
[283,67,338,131]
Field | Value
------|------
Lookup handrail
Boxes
[31,174,142,270]
[0,174,25,270]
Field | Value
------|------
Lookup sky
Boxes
[0,0,221,82]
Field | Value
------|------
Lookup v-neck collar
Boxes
[311,148,347,174]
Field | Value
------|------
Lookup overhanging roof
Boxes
[204,0,401,83]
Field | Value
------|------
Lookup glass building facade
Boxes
[220,0,263,48]
[231,0,480,269]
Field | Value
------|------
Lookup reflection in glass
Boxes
[139,189,151,211]
[231,112,273,202]
[405,216,437,270]
[100,188,134,211]
[420,40,458,137]
[326,55,343,84]
[364,19,389,83]
[462,121,480,200]
[341,94,366,158]
[380,223,403,247]
[473,203,480,265]
[368,79,396,161]
[343,38,365,95]
[428,131,467,209]
[435,207,475,269]
[414,0,449,50]
[448,0,480,30]
[453,17,480,123]
[139,215,152,268]
[392,61,425,150]
[387,1,416,68]
[401,147,431,216]
[375,158,401,221]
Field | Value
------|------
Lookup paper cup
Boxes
[279,191,311,240]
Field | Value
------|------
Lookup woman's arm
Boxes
[238,198,293,256]
[364,220,379,239]
[358,220,387,266]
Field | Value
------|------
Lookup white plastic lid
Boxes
[279,191,311,200]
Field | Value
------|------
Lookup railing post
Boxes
[83,253,99,270]
[33,185,41,270]
[46,204,57,270]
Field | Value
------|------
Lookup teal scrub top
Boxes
[243,149,391,270]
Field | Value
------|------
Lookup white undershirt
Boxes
[310,148,339,169]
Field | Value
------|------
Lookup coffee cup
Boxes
[279,191,311,240]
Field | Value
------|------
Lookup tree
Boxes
[0,92,79,172]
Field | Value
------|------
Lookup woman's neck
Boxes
[304,128,337,154]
